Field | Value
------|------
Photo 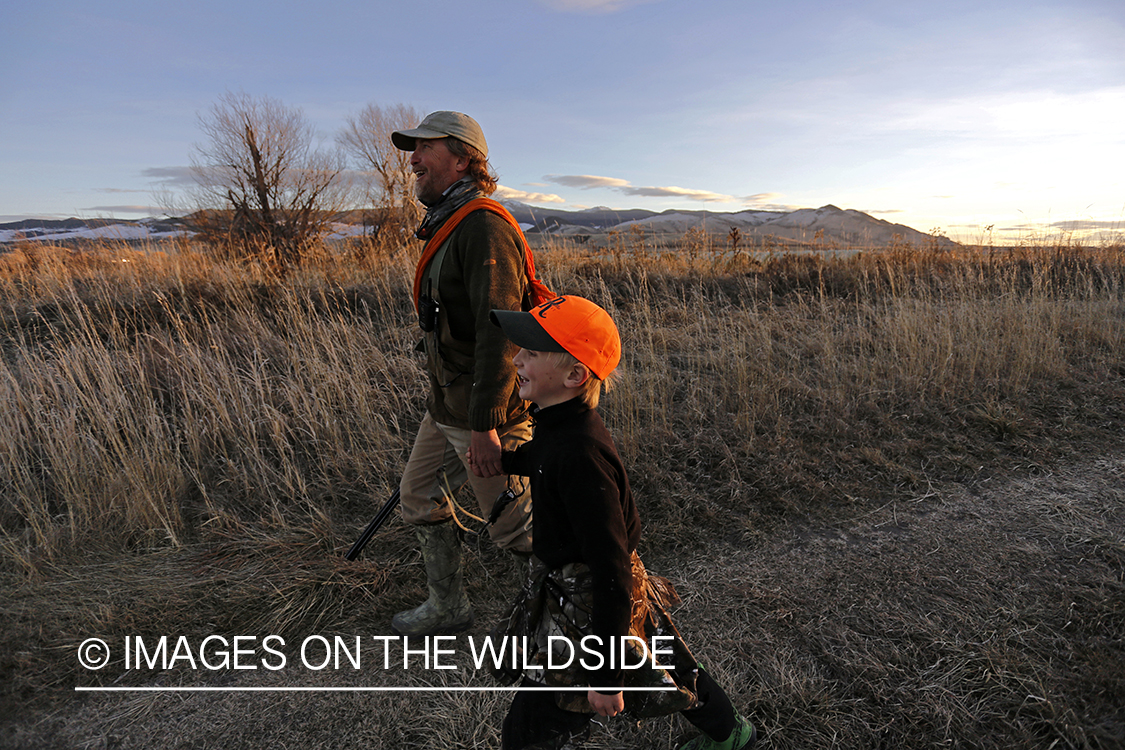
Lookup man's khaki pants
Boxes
[398,412,533,553]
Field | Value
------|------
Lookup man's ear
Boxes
[565,362,591,389]
[451,151,470,175]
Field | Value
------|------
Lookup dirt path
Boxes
[685,453,1125,748]
[4,456,1123,749]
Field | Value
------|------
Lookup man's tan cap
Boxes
[392,111,488,157]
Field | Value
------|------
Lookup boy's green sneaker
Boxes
[678,715,756,750]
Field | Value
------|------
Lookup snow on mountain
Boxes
[11,224,154,242]
[0,217,188,243]
[494,200,948,246]
[614,205,945,246]
[0,218,432,244]
[1,204,951,248]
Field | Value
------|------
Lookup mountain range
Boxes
[505,203,949,247]
[0,203,950,247]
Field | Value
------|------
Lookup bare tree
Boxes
[188,92,348,264]
[337,103,423,241]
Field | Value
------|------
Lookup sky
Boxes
[1,0,1123,243]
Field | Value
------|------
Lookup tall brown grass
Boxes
[1,235,1123,568]
[0,241,421,569]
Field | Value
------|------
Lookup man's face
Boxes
[411,138,467,206]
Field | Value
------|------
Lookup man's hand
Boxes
[467,429,503,478]
[587,690,624,718]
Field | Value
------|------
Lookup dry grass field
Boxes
[1,232,1123,749]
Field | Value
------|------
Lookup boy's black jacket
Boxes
[501,397,642,689]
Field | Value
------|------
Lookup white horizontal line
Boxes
[75,686,675,693]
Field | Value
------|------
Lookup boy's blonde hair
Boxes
[545,350,614,409]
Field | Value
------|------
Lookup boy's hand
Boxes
[468,429,503,478]
[587,689,624,718]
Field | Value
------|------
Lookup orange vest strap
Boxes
[412,198,553,311]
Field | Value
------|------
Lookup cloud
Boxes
[1050,219,1124,231]
[494,185,567,204]
[617,185,734,202]
[142,166,195,186]
[537,0,659,13]
[545,174,631,190]
[744,193,780,203]
[545,174,735,203]
[740,193,803,212]
[880,87,1125,144]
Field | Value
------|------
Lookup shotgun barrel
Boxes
[345,487,401,560]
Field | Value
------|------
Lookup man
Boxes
[388,111,538,637]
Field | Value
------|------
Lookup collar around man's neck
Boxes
[415,177,481,240]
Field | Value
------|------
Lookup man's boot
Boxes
[391,521,474,637]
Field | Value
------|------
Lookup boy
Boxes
[483,295,757,750]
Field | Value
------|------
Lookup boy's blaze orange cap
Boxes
[491,296,621,380]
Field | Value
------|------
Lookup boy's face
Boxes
[512,348,576,408]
